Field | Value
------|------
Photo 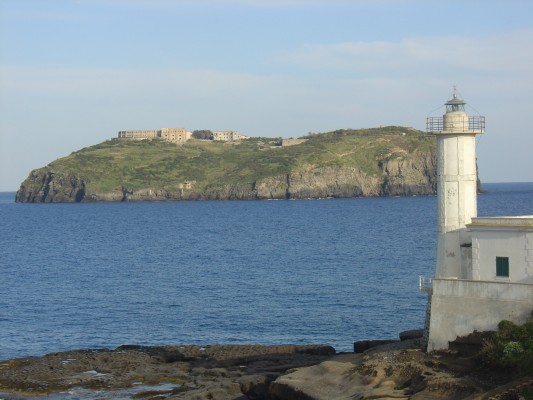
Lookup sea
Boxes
[1,183,532,362]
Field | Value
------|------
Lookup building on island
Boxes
[118,128,249,143]
[118,127,191,143]
[117,130,159,140]
[421,91,533,351]
[212,131,248,141]
[281,138,308,147]
[160,127,191,143]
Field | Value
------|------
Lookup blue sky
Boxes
[1,0,533,191]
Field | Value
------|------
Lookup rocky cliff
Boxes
[16,171,86,203]
[16,127,439,202]
[16,154,436,202]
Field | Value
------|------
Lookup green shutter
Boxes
[496,257,509,277]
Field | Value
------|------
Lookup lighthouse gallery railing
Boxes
[426,116,485,133]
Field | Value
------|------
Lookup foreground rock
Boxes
[0,342,530,399]
[0,345,334,399]
[272,340,533,400]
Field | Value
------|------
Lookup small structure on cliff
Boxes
[422,90,533,351]
[281,138,308,147]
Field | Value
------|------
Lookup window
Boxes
[496,257,509,277]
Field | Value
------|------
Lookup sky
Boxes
[1,0,533,191]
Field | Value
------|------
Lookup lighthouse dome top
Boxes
[446,93,465,105]
[445,93,466,112]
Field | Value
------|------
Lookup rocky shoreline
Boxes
[0,336,529,400]
[15,161,437,203]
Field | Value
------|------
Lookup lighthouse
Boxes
[427,90,485,279]
[423,92,533,352]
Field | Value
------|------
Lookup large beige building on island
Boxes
[118,127,191,143]
[118,129,159,140]
[212,131,249,141]
[117,128,250,143]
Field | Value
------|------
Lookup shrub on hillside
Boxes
[480,319,533,374]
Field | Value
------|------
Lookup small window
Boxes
[496,257,509,277]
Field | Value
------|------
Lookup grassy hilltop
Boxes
[16,126,437,202]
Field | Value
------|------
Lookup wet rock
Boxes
[353,340,398,353]
[399,329,424,341]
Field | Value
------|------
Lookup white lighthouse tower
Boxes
[427,90,485,279]
[423,91,533,352]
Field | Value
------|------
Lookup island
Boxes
[16,126,438,203]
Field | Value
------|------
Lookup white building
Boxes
[423,91,533,351]
[212,131,248,141]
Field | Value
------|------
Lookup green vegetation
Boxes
[480,319,533,375]
[192,130,213,140]
[35,126,434,193]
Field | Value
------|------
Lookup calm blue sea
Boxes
[1,183,532,361]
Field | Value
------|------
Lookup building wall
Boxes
[160,127,190,143]
[212,131,247,141]
[117,127,190,143]
[281,138,307,147]
[427,278,533,351]
[470,218,533,283]
[118,130,159,140]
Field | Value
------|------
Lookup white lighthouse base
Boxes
[426,278,533,351]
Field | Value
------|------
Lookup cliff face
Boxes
[16,151,437,202]
[16,170,87,203]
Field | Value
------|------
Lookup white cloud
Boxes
[280,29,533,77]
